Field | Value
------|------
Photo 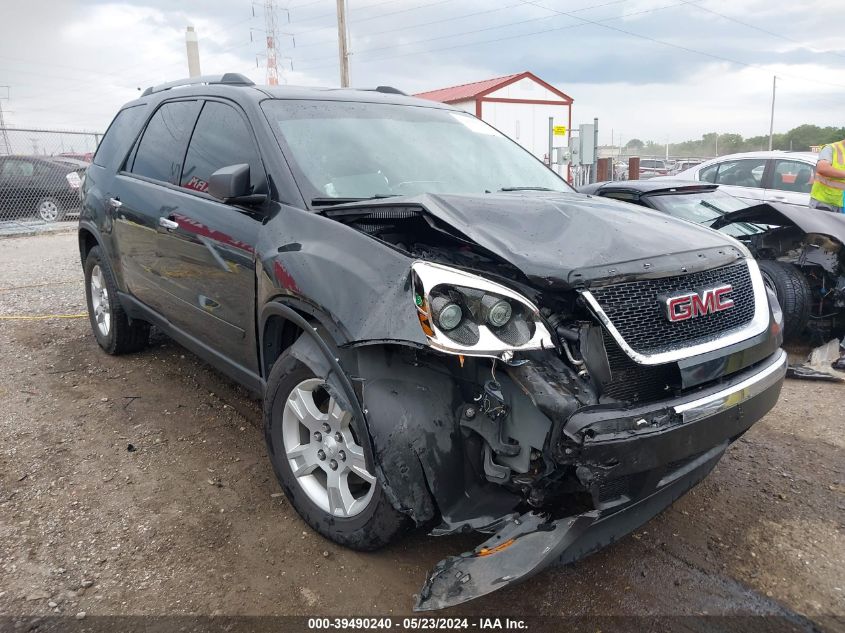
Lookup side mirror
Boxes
[207,164,266,206]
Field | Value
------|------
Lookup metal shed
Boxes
[415,71,574,166]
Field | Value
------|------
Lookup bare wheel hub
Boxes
[280,378,376,517]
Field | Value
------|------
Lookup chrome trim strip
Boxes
[411,261,555,359]
[580,258,770,366]
[673,349,787,424]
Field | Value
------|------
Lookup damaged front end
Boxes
[264,193,787,609]
[712,202,845,339]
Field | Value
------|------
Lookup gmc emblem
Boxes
[662,285,734,322]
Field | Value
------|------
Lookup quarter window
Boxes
[93,105,146,168]
[772,160,814,194]
[131,101,199,184]
[699,164,718,183]
[180,101,261,193]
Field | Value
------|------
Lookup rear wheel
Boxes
[264,351,408,550]
[758,259,811,341]
[35,197,65,222]
[84,246,149,354]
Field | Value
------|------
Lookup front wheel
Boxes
[758,259,811,341]
[264,351,408,550]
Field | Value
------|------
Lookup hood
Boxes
[711,201,845,245]
[333,192,746,290]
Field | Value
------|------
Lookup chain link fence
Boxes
[0,127,101,227]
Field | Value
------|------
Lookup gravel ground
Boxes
[0,233,843,630]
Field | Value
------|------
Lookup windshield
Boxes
[645,189,763,236]
[261,100,572,201]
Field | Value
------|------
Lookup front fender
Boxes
[256,204,427,347]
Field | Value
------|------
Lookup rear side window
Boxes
[772,159,814,194]
[180,101,262,193]
[0,158,34,177]
[131,101,199,184]
[93,105,146,168]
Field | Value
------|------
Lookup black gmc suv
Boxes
[80,73,786,610]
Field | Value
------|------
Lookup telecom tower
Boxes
[264,0,280,86]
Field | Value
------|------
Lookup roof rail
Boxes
[141,73,255,97]
[363,86,407,96]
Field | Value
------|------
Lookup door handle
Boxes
[159,217,179,231]
[108,197,122,209]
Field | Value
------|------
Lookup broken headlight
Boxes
[411,261,554,359]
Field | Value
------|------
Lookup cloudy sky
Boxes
[1,0,842,143]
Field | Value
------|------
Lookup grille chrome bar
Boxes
[581,258,770,366]
[673,349,787,424]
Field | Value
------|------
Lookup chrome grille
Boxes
[589,262,756,355]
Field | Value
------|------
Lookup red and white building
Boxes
[415,71,573,166]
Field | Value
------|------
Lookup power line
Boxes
[289,0,458,38]
[687,2,845,61]
[293,0,628,56]
[296,0,687,70]
[286,0,328,9]
[282,0,430,28]
[288,0,529,51]
[516,0,845,89]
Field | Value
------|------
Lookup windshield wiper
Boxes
[498,186,556,192]
[310,194,398,207]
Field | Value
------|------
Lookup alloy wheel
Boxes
[281,378,376,517]
[89,264,111,337]
[37,199,59,222]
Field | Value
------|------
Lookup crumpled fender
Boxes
[285,330,459,525]
[711,202,845,245]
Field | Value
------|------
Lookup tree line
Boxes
[624,124,845,158]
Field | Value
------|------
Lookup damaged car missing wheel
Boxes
[79,77,787,611]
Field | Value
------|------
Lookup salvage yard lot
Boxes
[0,233,843,628]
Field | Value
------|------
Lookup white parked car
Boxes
[668,151,817,206]
[670,159,703,175]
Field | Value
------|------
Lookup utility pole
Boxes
[768,76,777,151]
[592,117,599,184]
[336,0,350,87]
[185,27,202,77]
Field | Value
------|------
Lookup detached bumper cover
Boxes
[415,349,787,611]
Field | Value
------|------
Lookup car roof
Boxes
[0,154,57,163]
[122,76,455,112]
[580,179,719,195]
[693,150,818,166]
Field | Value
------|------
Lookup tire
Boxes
[83,246,149,355]
[263,350,408,550]
[758,259,811,341]
[35,197,65,222]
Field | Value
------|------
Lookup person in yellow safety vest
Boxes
[810,140,845,213]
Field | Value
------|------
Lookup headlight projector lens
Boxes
[482,294,512,327]
[431,296,463,331]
